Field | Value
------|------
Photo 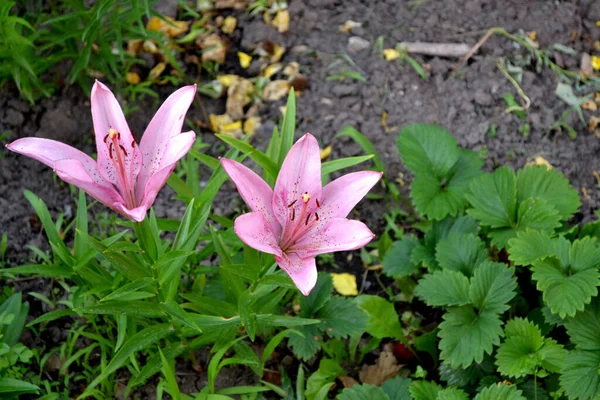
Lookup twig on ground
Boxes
[397,42,471,58]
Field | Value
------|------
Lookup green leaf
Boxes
[318,297,367,339]
[532,238,600,318]
[81,324,173,396]
[299,273,333,317]
[305,358,344,400]
[439,361,493,387]
[75,301,163,317]
[466,167,517,228]
[289,325,322,360]
[100,278,156,302]
[415,270,471,307]
[382,237,419,279]
[398,123,459,177]
[335,126,384,172]
[410,149,483,220]
[0,378,40,395]
[338,384,389,400]
[355,295,405,341]
[436,387,469,400]
[277,89,296,167]
[216,134,278,180]
[469,261,517,314]
[438,307,503,368]
[495,318,544,378]
[436,233,487,277]
[473,383,526,400]
[516,165,580,220]
[321,155,374,177]
[564,297,600,350]
[409,380,441,400]
[381,377,411,400]
[507,230,554,266]
[560,350,600,400]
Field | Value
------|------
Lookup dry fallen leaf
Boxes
[201,34,227,63]
[142,40,160,54]
[320,145,332,161]
[262,80,290,101]
[210,113,233,132]
[339,376,359,388]
[210,114,244,137]
[126,72,141,84]
[238,51,252,69]
[526,156,552,170]
[339,20,362,34]
[593,56,600,71]
[383,48,400,61]
[217,74,239,88]
[263,63,283,79]
[243,117,261,136]
[149,62,166,81]
[147,16,190,38]
[271,43,286,63]
[527,31,537,43]
[272,9,289,33]
[283,62,300,77]
[127,39,143,55]
[589,116,600,132]
[331,272,358,296]
[227,78,254,120]
[290,74,309,92]
[583,99,598,111]
[359,349,401,385]
[222,16,237,34]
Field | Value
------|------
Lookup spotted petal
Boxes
[275,252,318,296]
[320,171,382,220]
[234,212,282,257]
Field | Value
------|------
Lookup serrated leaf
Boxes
[382,237,420,279]
[415,270,471,307]
[305,358,344,400]
[516,165,580,220]
[469,261,517,314]
[474,383,526,400]
[318,297,366,339]
[436,233,488,277]
[288,325,322,360]
[532,255,600,318]
[299,273,333,317]
[439,360,494,387]
[338,384,389,400]
[381,377,411,400]
[398,123,460,177]
[508,230,554,266]
[410,380,441,400]
[355,295,405,341]
[439,307,503,368]
[560,350,600,400]
[538,338,566,373]
[437,387,469,400]
[466,167,517,228]
[564,297,600,351]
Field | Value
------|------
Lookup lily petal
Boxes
[137,84,197,196]
[54,159,125,212]
[7,137,106,184]
[234,212,282,257]
[320,171,382,220]
[272,133,322,227]
[91,81,140,185]
[220,158,280,237]
[112,203,148,222]
[290,218,375,258]
[137,130,196,212]
[275,253,317,296]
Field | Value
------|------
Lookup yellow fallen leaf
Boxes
[127,39,143,55]
[283,62,300,77]
[383,48,400,61]
[320,145,332,160]
[217,74,239,88]
[331,273,358,296]
[222,16,237,34]
[583,99,598,111]
[589,116,600,132]
[262,80,290,101]
[263,63,282,78]
[526,156,552,170]
[272,9,289,33]
[243,117,261,135]
[381,112,388,130]
[271,43,285,63]
[592,56,600,71]
[227,78,254,120]
[339,20,362,34]
[596,21,600,27]
[209,113,233,132]
[149,62,166,81]
[220,121,243,137]
[142,40,159,54]
[527,31,537,43]
[147,16,190,38]
[237,51,252,69]
[126,72,141,84]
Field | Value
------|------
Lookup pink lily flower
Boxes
[7,81,197,222]
[220,133,382,295]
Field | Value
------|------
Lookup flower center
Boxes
[104,128,137,208]
[279,192,321,252]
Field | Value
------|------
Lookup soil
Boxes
[2,0,600,397]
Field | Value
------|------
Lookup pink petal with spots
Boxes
[275,253,318,296]
[91,81,140,186]
[234,212,282,257]
[136,84,196,197]
[272,133,322,228]
[220,158,280,237]
[320,171,382,220]
[289,218,375,258]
